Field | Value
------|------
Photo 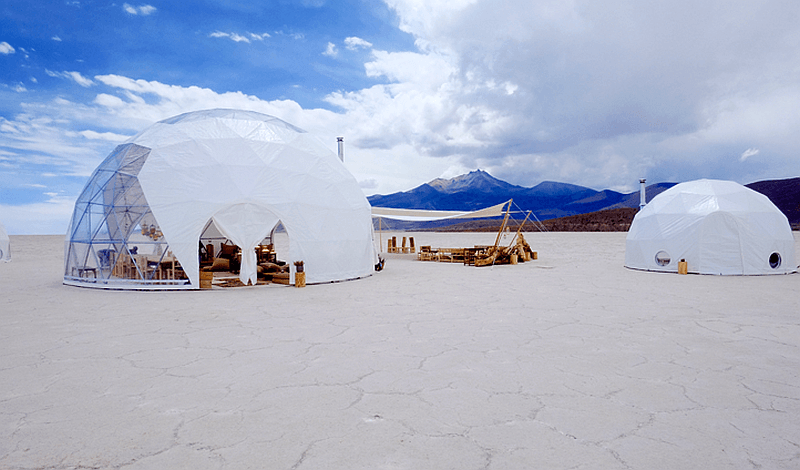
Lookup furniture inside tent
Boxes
[625,179,796,275]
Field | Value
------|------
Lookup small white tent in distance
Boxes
[625,179,796,275]
[64,109,376,289]
[0,221,10,262]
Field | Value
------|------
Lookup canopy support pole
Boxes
[506,210,532,249]
[492,199,513,248]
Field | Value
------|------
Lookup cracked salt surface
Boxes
[1,232,799,469]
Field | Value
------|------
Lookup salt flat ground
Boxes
[1,232,799,470]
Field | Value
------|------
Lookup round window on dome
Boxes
[769,252,781,269]
[655,251,671,266]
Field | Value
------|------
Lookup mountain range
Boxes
[368,170,800,226]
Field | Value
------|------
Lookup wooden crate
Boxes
[199,271,214,289]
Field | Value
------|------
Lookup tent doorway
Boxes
[199,203,291,287]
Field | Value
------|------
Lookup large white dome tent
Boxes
[625,179,796,275]
[64,109,376,289]
[0,221,10,262]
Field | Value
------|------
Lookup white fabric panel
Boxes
[212,203,280,286]
[0,221,10,262]
[371,200,510,221]
[625,179,796,275]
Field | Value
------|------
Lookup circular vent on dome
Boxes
[655,251,671,266]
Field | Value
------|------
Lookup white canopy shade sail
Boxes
[371,200,511,222]
[625,179,796,275]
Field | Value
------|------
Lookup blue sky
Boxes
[2,0,800,234]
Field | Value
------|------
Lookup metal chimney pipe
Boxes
[337,137,344,162]
[639,178,647,210]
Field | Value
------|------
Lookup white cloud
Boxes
[0,41,14,54]
[68,72,94,87]
[123,3,156,16]
[2,82,28,93]
[79,130,132,142]
[88,74,340,138]
[46,70,95,87]
[52,36,62,42]
[740,148,759,162]
[323,42,338,57]
[345,0,800,190]
[209,31,251,43]
[363,49,454,87]
[249,32,271,41]
[345,37,373,50]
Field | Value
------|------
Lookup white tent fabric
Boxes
[0,221,10,262]
[371,200,510,222]
[625,179,796,275]
[64,109,375,288]
[211,203,281,286]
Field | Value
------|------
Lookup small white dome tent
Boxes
[625,179,796,275]
[64,109,376,289]
[0,221,10,262]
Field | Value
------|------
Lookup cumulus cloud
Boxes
[323,42,338,57]
[341,0,800,190]
[345,37,373,50]
[123,3,156,16]
[45,70,95,87]
[0,41,14,54]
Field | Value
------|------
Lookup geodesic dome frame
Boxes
[64,109,376,289]
[64,143,175,287]
[625,179,797,275]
